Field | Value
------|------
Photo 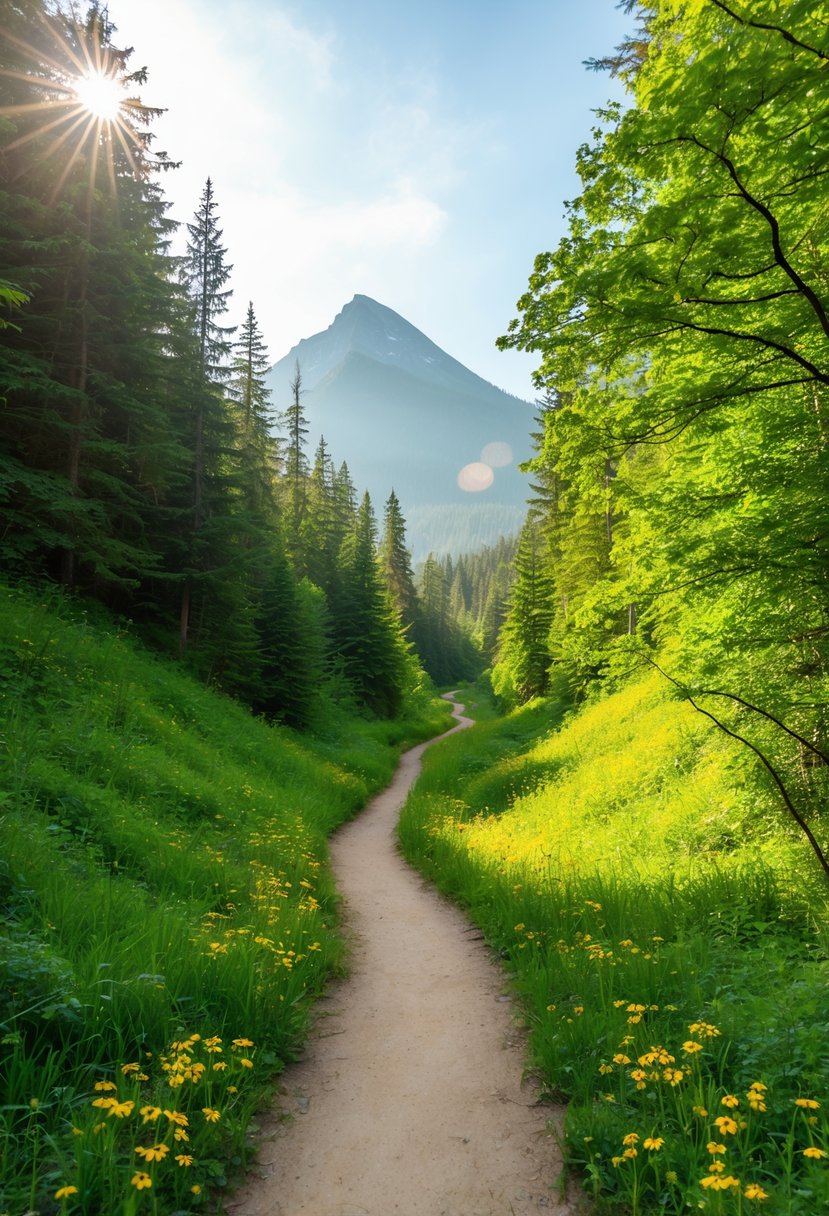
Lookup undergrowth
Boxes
[399,675,829,1214]
[0,581,449,1214]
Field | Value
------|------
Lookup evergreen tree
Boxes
[301,435,340,591]
[0,0,186,597]
[492,517,555,704]
[176,177,238,656]
[379,490,419,636]
[282,361,309,570]
[228,301,279,521]
[332,492,407,716]
[254,542,326,730]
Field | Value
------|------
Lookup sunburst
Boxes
[0,7,158,202]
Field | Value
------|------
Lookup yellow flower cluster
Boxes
[52,1031,258,1203]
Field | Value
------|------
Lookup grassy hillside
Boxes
[399,676,829,1214]
[0,581,449,1215]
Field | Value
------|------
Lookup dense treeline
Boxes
[0,0,472,721]
[492,0,829,866]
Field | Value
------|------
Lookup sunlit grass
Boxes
[399,674,829,1214]
[0,581,447,1213]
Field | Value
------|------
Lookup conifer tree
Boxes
[0,0,185,595]
[228,301,279,521]
[177,177,237,655]
[379,490,419,636]
[282,361,310,570]
[332,492,407,716]
[492,517,555,704]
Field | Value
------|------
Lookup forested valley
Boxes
[2,1,829,1214]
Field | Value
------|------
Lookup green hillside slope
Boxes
[0,582,448,1214]
[399,676,829,1214]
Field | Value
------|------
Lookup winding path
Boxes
[229,696,567,1216]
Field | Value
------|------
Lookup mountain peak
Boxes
[275,294,505,400]
[265,298,533,558]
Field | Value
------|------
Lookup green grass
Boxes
[0,580,449,1215]
[398,675,829,1215]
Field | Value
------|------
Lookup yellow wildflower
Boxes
[714,1116,738,1136]
[722,1094,740,1108]
[131,1173,152,1190]
[55,1185,79,1199]
[707,1142,727,1155]
[175,1154,194,1167]
[622,1133,639,1147]
[93,1080,118,1092]
[202,1107,221,1123]
[744,1183,769,1200]
[643,1137,664,1151]
[135,1143,169,1163]
[682,1041,703,1054]
[795,1098,821,1110]
[803,1146,827,1160]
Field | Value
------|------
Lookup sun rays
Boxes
[0,7,153,201]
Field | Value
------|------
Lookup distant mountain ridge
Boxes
[266,295,534,560]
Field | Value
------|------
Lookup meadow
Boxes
[399,676,829,1214]
[0,581,449,1214]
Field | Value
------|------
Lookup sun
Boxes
[73,70,124,122]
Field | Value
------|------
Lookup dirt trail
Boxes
[229,696,568,1216]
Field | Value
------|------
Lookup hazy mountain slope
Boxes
[266,296,534,559]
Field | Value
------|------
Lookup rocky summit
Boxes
[266,295,534,559]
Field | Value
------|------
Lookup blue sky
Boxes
[112,0,633,400]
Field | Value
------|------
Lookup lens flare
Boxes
[481,441,513,468]
[457,461,495,492]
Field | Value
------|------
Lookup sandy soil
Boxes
[229,697,569,1216]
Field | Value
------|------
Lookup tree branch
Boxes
[708,0,828,62]
[641,655,829,879]
[679,134,829,343]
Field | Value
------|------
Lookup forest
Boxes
[0,0,508,724]
[2,0,828,1213]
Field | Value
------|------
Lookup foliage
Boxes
[496,0,829,733]
[399,674,829,1213]
[0,0,439,723]
[0,580,447,1213]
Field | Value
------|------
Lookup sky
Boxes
[111,0,633,402]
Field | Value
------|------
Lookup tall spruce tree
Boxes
[282,361,309,571]
[379,490,419,637]
[177,177,237,654]
[0,0,187,598]
[492,517,555,705]
[332,492,407,716]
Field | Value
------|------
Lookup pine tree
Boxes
[331,492,407,716]
[282,361,309,571]
[493,517,555,704]
[177,177,237,654]
[0,0,186,596]
[302,436,340,591]
[379,490,419,636]
[228,301,279,521]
